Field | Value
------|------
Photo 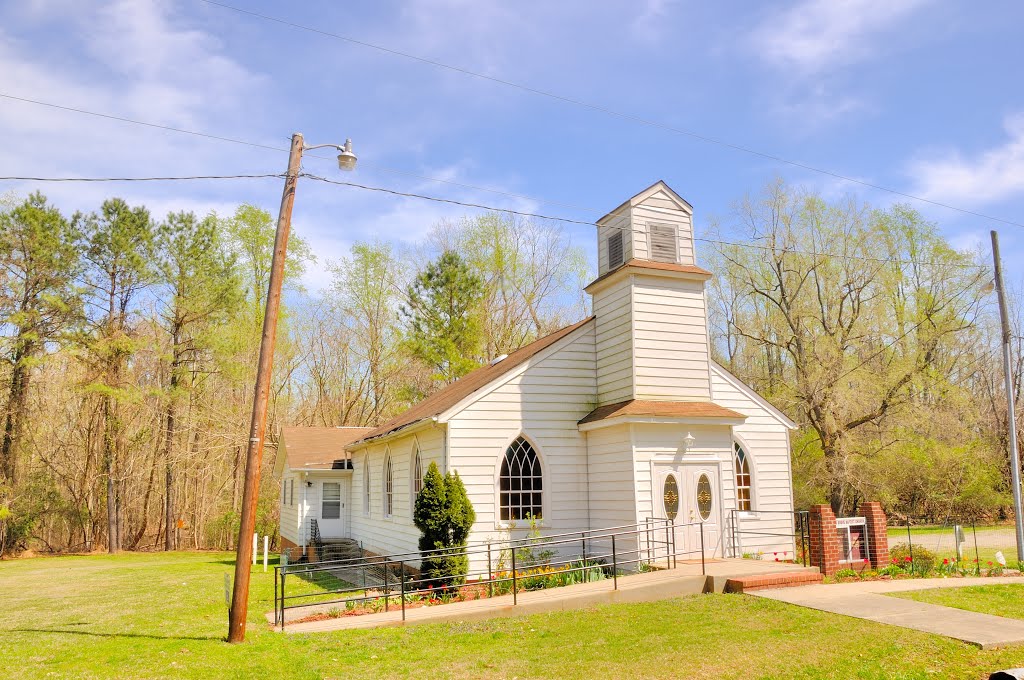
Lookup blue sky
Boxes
[2,0,1024,290]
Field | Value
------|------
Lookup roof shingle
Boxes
[579,399,745,425]
[352,316,596,444]
[281,427,375,469]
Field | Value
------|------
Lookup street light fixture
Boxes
[305,138,357,171]
[228,132,354,643]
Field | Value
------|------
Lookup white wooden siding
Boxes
[349,426,445,559]
[710,365,796,558]
[279,472,299,545]
[632,277,712,400]
[593,278,634,405]
[446,322,597,571]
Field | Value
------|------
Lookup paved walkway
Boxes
[751,576,1024,649]
[272,558,816,634]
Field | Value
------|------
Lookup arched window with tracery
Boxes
[499,436,543,521]
[383,450,394,517]
[734,441,752,512]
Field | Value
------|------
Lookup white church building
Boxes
[276,181,798,567]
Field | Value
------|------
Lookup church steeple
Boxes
[596,180,696,275]
[587,182,714,406]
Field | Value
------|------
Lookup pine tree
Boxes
[403,250,485,385]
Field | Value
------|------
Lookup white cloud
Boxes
[752,0,933,73]
[908,113,1024,206]
[629,0,680,44]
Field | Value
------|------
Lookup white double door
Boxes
[655,462,722,560]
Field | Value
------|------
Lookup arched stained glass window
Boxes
[383,451,394,517]
[499,436,543,521]
[734,442,752,512]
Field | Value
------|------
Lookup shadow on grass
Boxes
[10,627,222,642]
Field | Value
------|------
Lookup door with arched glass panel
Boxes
[683,465,721,558]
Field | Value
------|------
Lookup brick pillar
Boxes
[861,501,889,569]
[808,504,840,576]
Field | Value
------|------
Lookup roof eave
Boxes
[578,414,747,432]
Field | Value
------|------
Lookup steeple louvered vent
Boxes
[607,231,624,269]
[649,224,678,263]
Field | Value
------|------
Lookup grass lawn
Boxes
[891,584,1024,621]
[3,552,1024,679]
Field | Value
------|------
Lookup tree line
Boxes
[0,196,586,554]
[0,179,1021,555]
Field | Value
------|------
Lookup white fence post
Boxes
[263,536,269,572]
[252,532,258,565]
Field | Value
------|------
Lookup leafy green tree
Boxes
[155,211,240,550]
[413,461,476,588]
[0,193,81,485]
[221,204,313,319]
[403,250,485,384]
[77,198,156,552]
[328,242,407,424]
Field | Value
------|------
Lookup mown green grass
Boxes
[892,584,1024,621]
[2,551,1023,679]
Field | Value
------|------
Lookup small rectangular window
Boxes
[649,223,678,263]
[322,482,341,520]
[607,231,624,268]
[289,479,294,506]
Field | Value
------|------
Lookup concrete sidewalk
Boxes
[752,576,1024,649]
[272,558,817,634]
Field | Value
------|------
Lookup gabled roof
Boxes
[351,316,596,445]
[584,258,713,292]
[597,180,693,226]
[578,399,745,427]
[279,426,375,471]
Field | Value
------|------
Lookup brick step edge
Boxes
[724,572,823,593]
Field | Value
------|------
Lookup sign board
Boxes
[836,516,870,563]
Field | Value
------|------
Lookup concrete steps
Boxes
[724,569,822,593]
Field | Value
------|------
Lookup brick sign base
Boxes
[808,503,889,576]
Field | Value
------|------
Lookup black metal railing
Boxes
[729,509,809,567]
[273,518,720,630]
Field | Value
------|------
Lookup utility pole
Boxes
[228,132,304,643]
[990,230,1024,565]
[226,132,356,643]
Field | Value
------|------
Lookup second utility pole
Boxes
[990,230,1024,565]
[228,132,305,643]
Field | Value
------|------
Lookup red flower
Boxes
[774,558,779,562]
[943,559,949,565]
[904,556,912,562]
[988,561,993,566]
[863,559,869,564]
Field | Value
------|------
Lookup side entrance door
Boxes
[319,480,347,539]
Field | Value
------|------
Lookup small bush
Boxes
[889,543,936,574]
[834,568,859,579]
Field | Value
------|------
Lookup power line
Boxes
[0,92,596,216]
[0,173,284,182]
[198,0,1024,229]
[299,173,988,271]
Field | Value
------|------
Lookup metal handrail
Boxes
[274,518,714,629]
[280,518,678,574]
